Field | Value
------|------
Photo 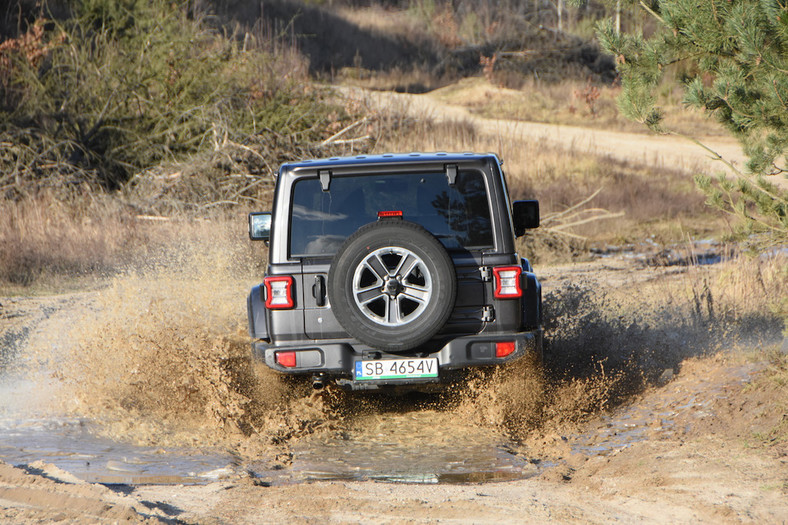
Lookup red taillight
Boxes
[264,276,294,309]
[377,210,403,218]
[495,341,516,358]
[275,351,297,368]
[493,266,522,298]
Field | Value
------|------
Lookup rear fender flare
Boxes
[247,284,269,340]
[521,271,541,330]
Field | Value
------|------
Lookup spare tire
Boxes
[328,220,457,352]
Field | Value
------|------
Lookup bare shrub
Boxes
[572,78,601,117]
[480,54,497,84]
[0,2,351,198]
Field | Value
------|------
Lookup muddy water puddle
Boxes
[0,417,238,484]
[0,363,760,487]
[0,413,539,486]
[284,435,536,484]
[0,374,238,485]
[258,411,543,484]
[0,391,542,485]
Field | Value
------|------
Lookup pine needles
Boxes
[597,0,788,246]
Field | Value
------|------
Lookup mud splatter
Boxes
[49,243,337,457]
[10,249,783,481]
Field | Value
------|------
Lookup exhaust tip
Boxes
[312,374,326,390]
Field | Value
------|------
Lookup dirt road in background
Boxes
[342,86,750,178]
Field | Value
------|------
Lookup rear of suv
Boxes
[247,152,542,391]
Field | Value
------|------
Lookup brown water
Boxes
[0,416,238,484]
[267,409,543,484]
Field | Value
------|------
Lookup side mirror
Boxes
[249,212,272,241]
[512,200,539,237]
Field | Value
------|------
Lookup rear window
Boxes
[289,170,493,257]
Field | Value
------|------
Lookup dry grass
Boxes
[0,76,743,289]
[0,192,136,288]
[0,191,264,292]
[0,92,728,290]
[756,349,788,446]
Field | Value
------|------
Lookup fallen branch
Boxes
[320,117,369,147]
[200,200,239,208]
[228,177,268,201]
[549,211,625,230]
[533,188,625,241]
[136,215,171,221]
[226,140,266,162]
[542,187,604,225]
[328,135,372,145]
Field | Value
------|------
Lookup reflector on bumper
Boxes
[495,341,516,358]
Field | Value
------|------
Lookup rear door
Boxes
[288,175,361,340]
[431,168,494,334]
[288,167,497,341]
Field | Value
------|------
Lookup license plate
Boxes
[354,358,438,381]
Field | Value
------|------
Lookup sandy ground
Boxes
[1,348,786,524]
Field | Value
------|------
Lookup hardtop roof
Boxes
[279,152,500,173]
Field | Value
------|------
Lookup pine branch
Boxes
[639,0,666,24]
[670,130,787,205]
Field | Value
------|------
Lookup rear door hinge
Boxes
[446,164,458,186]
[482,306,495,322]
[480,266,492,282]
[319,169,331,192]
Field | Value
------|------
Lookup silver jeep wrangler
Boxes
[247,152,542,391]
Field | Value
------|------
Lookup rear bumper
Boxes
[252,329,543,389]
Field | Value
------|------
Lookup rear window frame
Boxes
[287,169,495,259]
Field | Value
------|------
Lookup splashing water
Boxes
[1,245,783,484]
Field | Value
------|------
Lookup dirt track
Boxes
[342,85,752,179]
[6,356,786,525]
[1,90,786,523]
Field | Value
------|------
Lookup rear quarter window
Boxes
[289,170,493,257]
